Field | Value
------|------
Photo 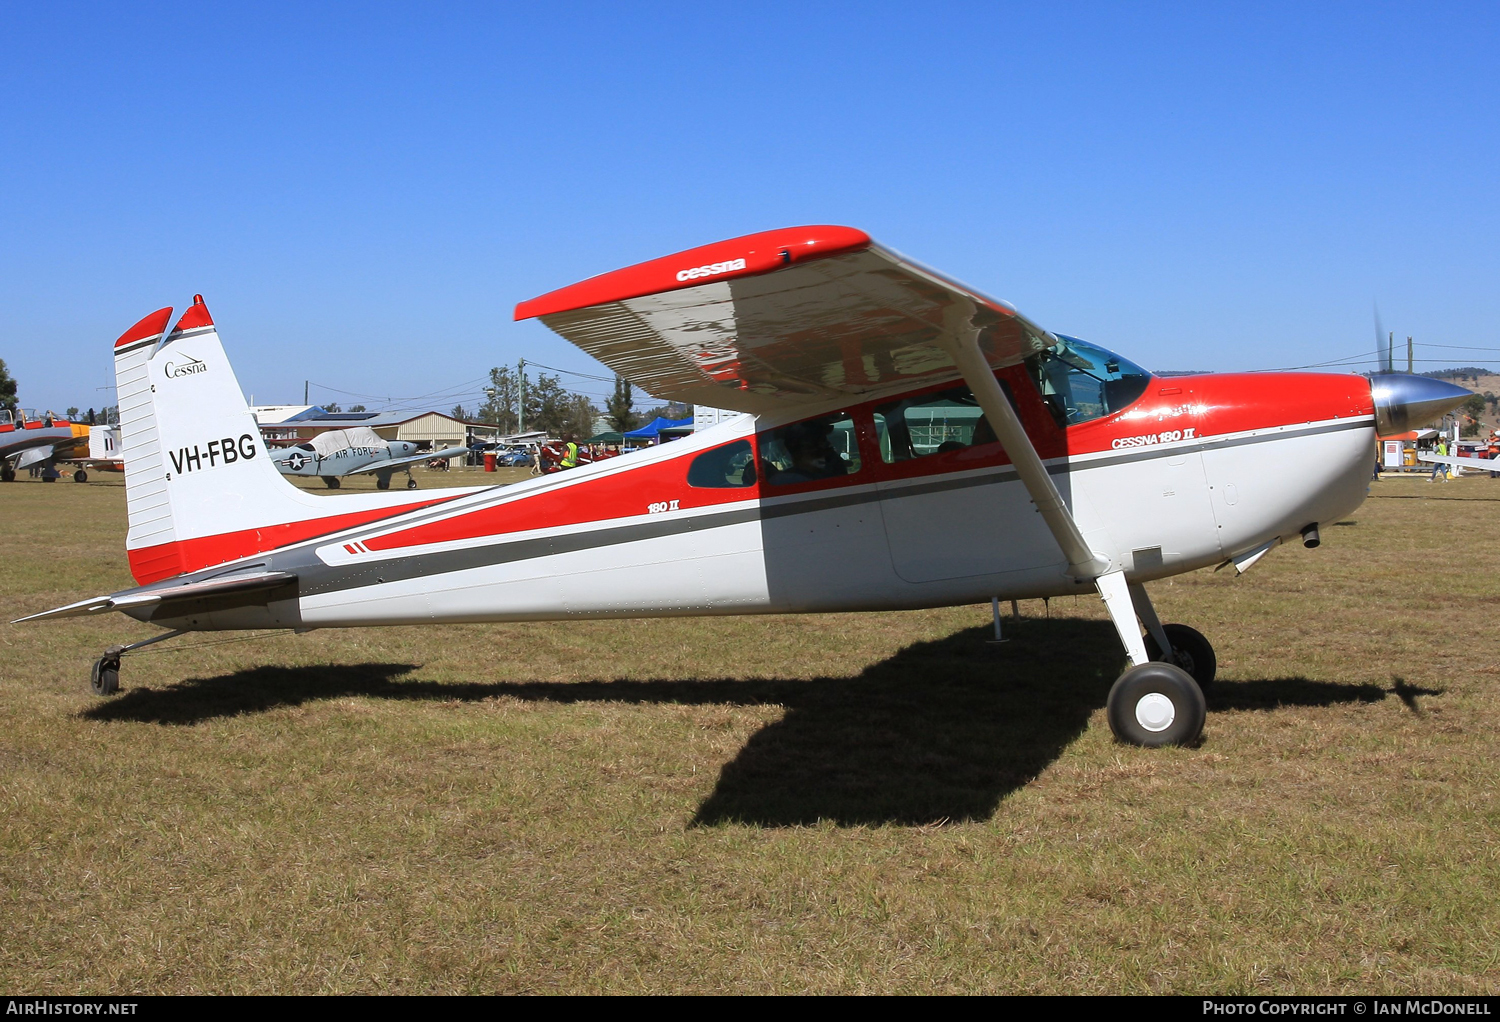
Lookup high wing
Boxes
[340,446,470,476]
[14,570,297,623]
[518,225,1118,635]
[514,226,1057,415]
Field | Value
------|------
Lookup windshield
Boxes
[1026,335,1151,426]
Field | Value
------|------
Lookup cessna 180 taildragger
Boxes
[16,229,1470,747]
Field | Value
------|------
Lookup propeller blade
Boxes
[1374,303,1393,374]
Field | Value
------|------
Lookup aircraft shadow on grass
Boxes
[82,620,1401,827]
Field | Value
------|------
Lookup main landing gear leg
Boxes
[90,629,185,696]
[1096,571,1205,747]
[1131,580,1217,688]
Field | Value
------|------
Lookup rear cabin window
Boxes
[874,385,1001,463]
[759,413,862,486]
[686,439,757,488]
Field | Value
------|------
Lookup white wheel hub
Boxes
[1135,692,1176,733]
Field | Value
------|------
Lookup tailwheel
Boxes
[90,649,123,696]
[1107,662,1205,747]
[1145,623,1217,688]
[86,632,183,695]
[405,477,418,489]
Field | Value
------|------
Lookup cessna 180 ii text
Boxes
[269,425,469,490]
[16,230,1470,748]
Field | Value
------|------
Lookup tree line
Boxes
[452,367,687,439]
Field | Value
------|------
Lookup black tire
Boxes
[0,469,13,482]
[1144,623,1217,687]
[322,476,341,489]
[90,657,120,697]
[405,478,418,490]
[73,470,88,483]
[376,476,391,490]
[1106,662,1206,747]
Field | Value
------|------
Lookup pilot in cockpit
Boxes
[768,421,848,485]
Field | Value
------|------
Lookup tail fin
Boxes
[114,297,443,585]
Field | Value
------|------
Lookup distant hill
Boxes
[1421,367,1491,384]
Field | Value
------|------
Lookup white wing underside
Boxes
[537,245,1057,415]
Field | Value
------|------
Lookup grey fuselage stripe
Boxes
[270,417,1371,598]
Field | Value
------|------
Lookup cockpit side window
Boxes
[759,412,862,487]
[1025,335,1151,427]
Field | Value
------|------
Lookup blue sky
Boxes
[2,1,1496,415]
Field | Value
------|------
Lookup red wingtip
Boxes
[114,307,174,348]
[514,225,872,321]
[169,295,214,334]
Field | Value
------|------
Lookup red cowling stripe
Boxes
[126,497,455,584]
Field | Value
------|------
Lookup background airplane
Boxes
[63,423,124,482]
[270,425,469,489]
[16,234,1470,753]
[0,409,87,482]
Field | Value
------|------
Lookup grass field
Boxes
[2,469,1497,994]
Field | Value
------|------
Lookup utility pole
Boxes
[1407,336,1413,375]
[517,359,526,434]
[304,380,309,404]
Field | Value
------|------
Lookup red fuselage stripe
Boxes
[126,497,457,584]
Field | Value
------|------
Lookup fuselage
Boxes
[134,360,1377,632]
[271,439,420,477]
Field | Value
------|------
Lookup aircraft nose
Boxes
[1370,374,1472,437]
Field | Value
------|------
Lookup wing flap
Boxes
[517,227,1055,414]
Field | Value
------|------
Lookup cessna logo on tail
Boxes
[168,434,258,475]
[163,355,208,379]
[675,258,746,282]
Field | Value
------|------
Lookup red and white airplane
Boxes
[18,227,1468,747]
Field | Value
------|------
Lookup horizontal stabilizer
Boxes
[14,570,296,623]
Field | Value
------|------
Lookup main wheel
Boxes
[1144,623,1217,687]
[322,476,341,489]
[1107,662,1205,747]
[376,476,391,490]
[90,656,120,697]
[405,478,418,489]
[73,469,88,483]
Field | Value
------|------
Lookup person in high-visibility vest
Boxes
[559,433,580,470]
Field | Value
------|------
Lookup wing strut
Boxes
[939,302,1148,666]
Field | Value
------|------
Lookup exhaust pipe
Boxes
[1301,523,1320,549]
